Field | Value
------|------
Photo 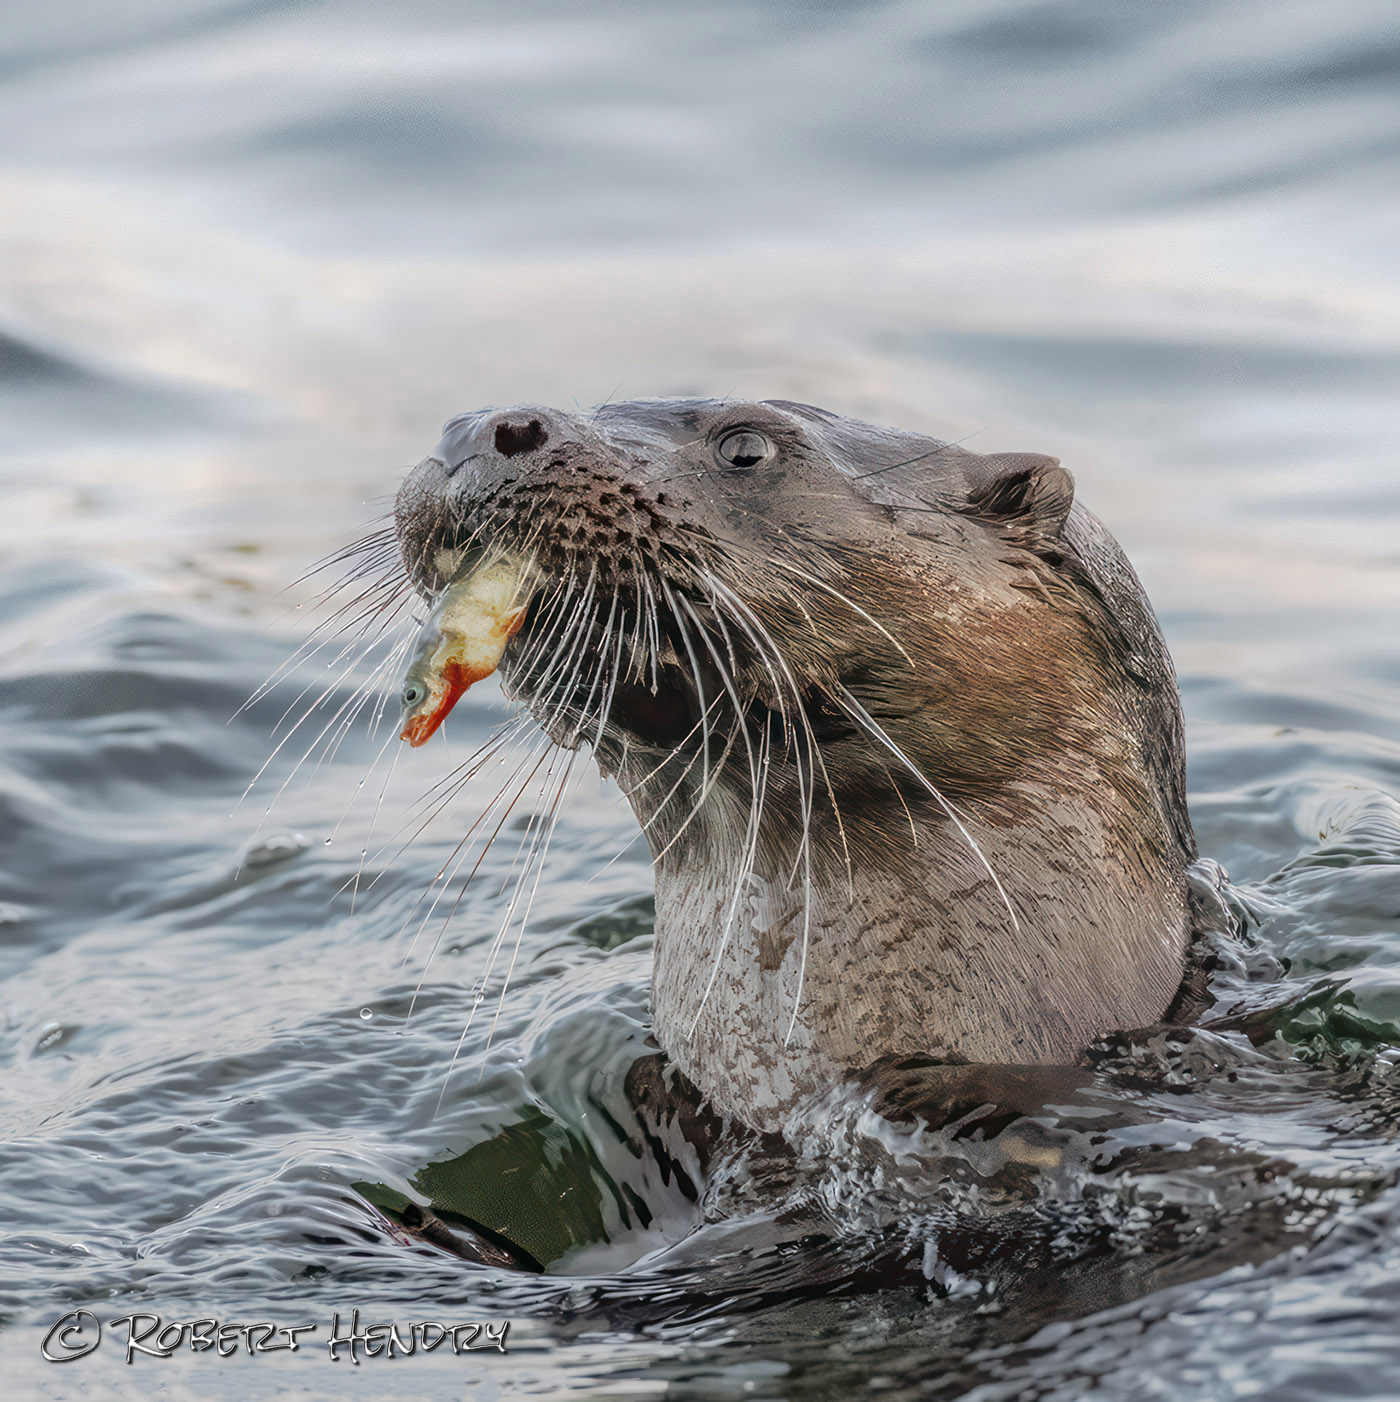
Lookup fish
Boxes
[397,553,535,747]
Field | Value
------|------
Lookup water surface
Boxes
[2,2,1400,1397]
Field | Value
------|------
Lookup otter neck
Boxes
[637,763,1190,1134]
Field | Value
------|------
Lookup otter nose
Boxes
[491,415,549,459]
[437,405,558,479]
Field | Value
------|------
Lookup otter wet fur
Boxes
[391,399,1197,1133]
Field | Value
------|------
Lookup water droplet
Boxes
[359,1007,373,1021]
[324,838,333,846]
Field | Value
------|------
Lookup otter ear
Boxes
[965,453,1074,543]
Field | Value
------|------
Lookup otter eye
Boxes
[715,429,773,470]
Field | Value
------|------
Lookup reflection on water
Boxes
[2,1,1399,1397]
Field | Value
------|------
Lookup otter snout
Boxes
[396,403,693,605]
[435,405,573,481]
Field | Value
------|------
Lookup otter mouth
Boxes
[500,584,735,755]
[492,575,855,774]
[606,667,707,750]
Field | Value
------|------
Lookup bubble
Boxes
[243,832,311,867]
[359,1008,373,1021]
[35,1021,66,1052]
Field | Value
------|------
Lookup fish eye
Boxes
[402,683,424,706]
[715,428,773,470]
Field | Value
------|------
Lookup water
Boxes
[2,1,1399,1396]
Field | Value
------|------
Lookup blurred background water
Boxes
[2,1,1400,1398]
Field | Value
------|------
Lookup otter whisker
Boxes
[404,732,559,1012]
[241,573,411,739]
[437,581,635,1056]
[394,724,547,915]
[403,715,534,822]
[237,617,411,821]
[569,584,621,751]
[241,559,405,717]
[616,690,725,812]
[326,721,401,850]
[884,756,921,846]
[529,568,600,739]
[701,571,853,1007]
[236,651,411,879]
[488,746,570,904]
[240,523,401,701]
[283,547,399,613]
[848,427,988,481]
[662,580,716,802]
[285,524,398,592]
[785,768,813,1049]
[688,709,773,1040]
[642,706,748,868]
[695,574,823,863]
[834,685,1021,935]
[353,715,537,903]
[676,594,760,799]
[396,714,539,843]
[280,630,412,792]
[641,568,663,694]
[535,595,600,745]
[735,546,914,669]
[593,589,627,750]
[312,622,419,780]
[687,569,790,734]
[671,513,913,669]
[623,554,662,692]
[585,709,729,885]
[263,579,413,739]
[347,734,404,913]
[405,752,555,1026]
[700,583,822,1040]
[503,580,573,696]
[478,750,582,1063]
[432,743,575,1108]
[670,591,779,1038]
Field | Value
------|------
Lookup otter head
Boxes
[393,398,1196,1131]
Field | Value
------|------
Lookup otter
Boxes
[392,398,1197,1134]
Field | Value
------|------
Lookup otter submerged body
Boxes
[393,400,1197,1132]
